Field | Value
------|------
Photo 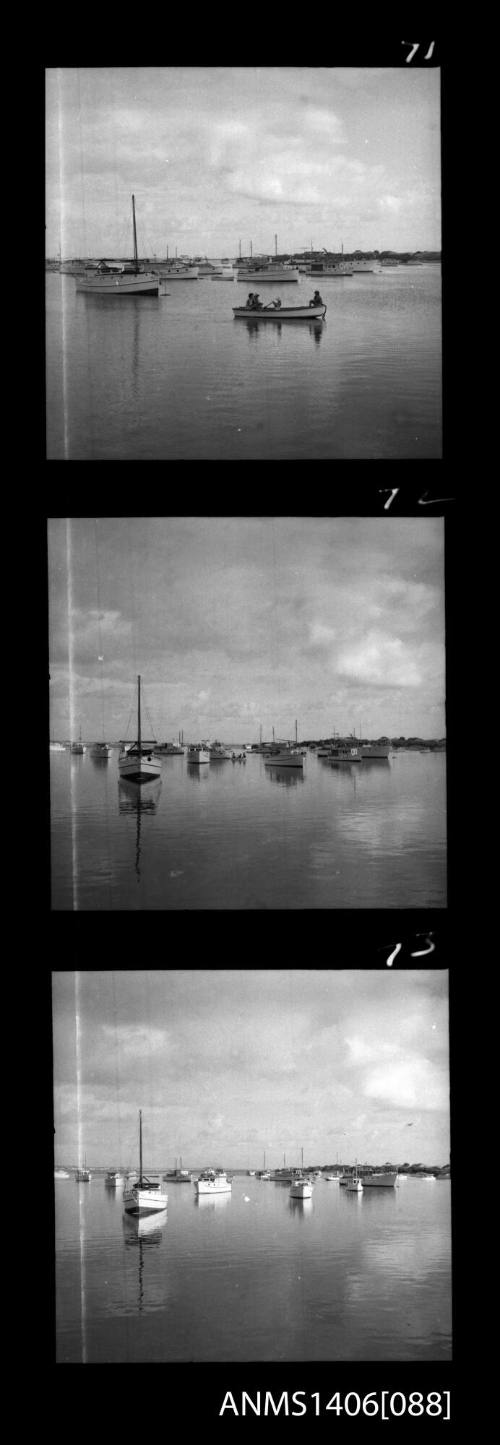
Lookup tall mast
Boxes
[139,1109,143,1182]
[301,1147,304,1170]
[295,719,297,744]
[137,674,141,752]
[275,233,278,257]
[132,194,138,270]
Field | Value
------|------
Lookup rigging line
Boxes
[94,520,105,738]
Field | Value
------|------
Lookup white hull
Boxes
[50,743,66,751]
[187,748,210,764]
[347,1180,363,1192]
[105,1172,125,1186]
[118,750,161,783]
[76,272,159,294]
[234,305,325,320]
[123,1185,168,1214]
[158,267,199,279]
[54,1169,70,1178]
[290,1179,313,1198]
[195,1172,232,1194]
[237,268,299,282]
[360,1172,397,1188]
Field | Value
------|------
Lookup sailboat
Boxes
[118,676,161,783]
[75,1155,91,1182]
[71,728,85,754]
[90,742,112,758]
[123,1110,168,1215]
[347,1161,363,1192]
[75,196,160,296]
[290,1147,313,1197]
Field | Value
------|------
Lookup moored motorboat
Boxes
[347,1163,363,1192]
[233,302,326,320]
[186,744,210,764]
[54,1168,70,1179]
[118,676,161,783]
[208,740,231,760]
[123,1111,168,1215]
[90,741,112,758]
[195,1169,232,1195]
[290,1174,313,1198]
[264,744,304,767]
[71,728,85,754]
[360,1171,398,1188]
[361,741,391,759]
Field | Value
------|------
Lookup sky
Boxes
[48,517,446,743]
[52,970,450,1169]
[45,68,441,258]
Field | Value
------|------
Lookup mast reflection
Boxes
[118,778,161,881]
[123,1209,166,1315]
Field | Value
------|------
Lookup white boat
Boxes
[309,262,353,278]
[264,744,304,767]
[90,741,112,758]
[75,1156,91,1182]
[71,728,85,754]
[211,265,236,279]
[195,1169,232,1195]
[237,264,299,282]
[105,1170,125,1187]
[186,745,210,764]
[290,1175,313,1198]
[118,676,161,784]
[50,740,66,751]
[417,1173,436,1180]
[157,263,199,280]
[347,1162,363,1192]
[361,741,391,759]
[123,1111,168,1215]
[360,1171,398,1188]
[76,197,160,295]
[233,302,326,320]
[54,1168,70,1179]
[325,1174,340,1182]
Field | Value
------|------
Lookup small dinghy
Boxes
[233,303,326,321]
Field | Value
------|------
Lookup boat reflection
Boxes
[289,1196,313,1215]
[266,766,304,786]
[194,1191,231,1209]
[243,318,324,345]
[123,1209,167,1315]
[186,767,209,782]
[118,778,162,881]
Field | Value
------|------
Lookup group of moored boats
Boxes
[57,1113,440,1216]
[66,196,391,324]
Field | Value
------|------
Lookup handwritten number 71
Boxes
[403,42,435,63]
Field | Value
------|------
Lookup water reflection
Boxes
[118,778,162,881]
[123,1210,167,1315]
[186,767,209,782]
[289,1196,313,1216]
[266,766,304,786]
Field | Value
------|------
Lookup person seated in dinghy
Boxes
[269,297,281,309]
[310,290,323,307]
[249,293,263,310]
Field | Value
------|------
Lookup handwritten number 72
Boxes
[403,42,435,63]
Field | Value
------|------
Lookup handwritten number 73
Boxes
[403,42,435,63]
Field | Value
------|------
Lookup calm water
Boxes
[55,1174,451,1362]
[46,267,442,459]
[50,749,446,910]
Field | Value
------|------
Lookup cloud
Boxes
[337,631,422,687]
